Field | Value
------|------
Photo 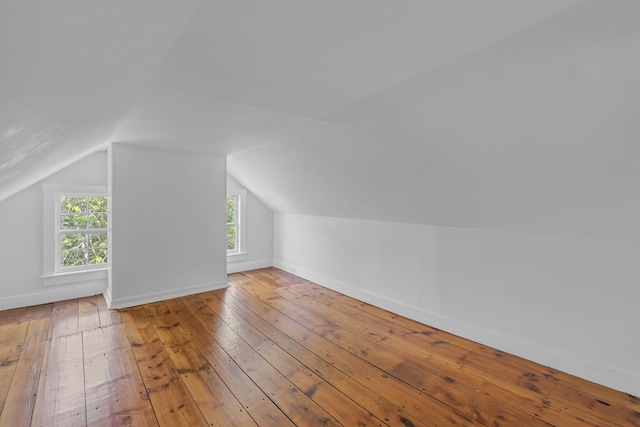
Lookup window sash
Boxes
[227,196,238,224]
[227,195,239,254]
[55,194,109,271]
[59,228,108,234]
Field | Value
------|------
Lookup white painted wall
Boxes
[273,213,640,397]
[0,152,108,309]
[107,144,227,308]
[226,175,273,273]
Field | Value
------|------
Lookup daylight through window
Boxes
[58,195,108,268]
[227,195,239,253]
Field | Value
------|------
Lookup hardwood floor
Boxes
[0,268,638,426]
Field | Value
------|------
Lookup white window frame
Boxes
[227,189,247,261]
[42,184,109,286]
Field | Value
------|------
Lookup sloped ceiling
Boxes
[3,1,639,238]
[0,0,200,200]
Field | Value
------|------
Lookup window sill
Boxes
[227,252,247,263]
[42,268,108,287]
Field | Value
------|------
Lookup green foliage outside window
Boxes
[227,225,236,250]
[59,196,108,267]
[227,197,235,224]
[227,196,237,251]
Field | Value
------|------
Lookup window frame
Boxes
[227,194,240,255]
[42,185,110,284]
[56,194,109,272]
[226,189,247,260]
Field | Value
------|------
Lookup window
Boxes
[227,195,239,253]
[42,185,109,287]
[57,195,108,269]
[226,189,246,258]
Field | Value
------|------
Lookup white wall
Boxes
[0,152,108,309]
[273,213,640,397]
[107,144,227,308]
[227,175,273,273]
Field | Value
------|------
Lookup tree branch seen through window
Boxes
[227,195,238,253]
[59,195,108,268]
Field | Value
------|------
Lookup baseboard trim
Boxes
[227,258,273,274]
[0,282,107,311]
[107,280,229,309]
[273,259,640,397]
[103,285,113,310]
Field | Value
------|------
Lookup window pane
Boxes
[60,196,87,214]
[61,249,87,267]
[88,212,108,229]
[227,225,236,250]
[88,196,108,213]
[88,247,108,264]
[60,213,88,229]
[226,197,236,224]
[57,195,108,269]
[88,232,108,248]
[61,233,87,251]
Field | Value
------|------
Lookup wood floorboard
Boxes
[198,292,384,426]
[322,281,640,417]
[30,334,86,426]
[186,295,345,427]
[121,306,208,426]
[219,281,484,426]
[21,304,53,323]
[96,295,121,328]
[0,308,27,327]
[271,287,551,426]
[284,280,639,426]
[0,322,30,414]
[48,299,79,340]
[83,324,157,426]
[166,297,295,427]
[0,318,49,427]
[208,287,429,427]
[0,267,638,426]
[78,296,101,333]
[278,281,617,426]
[152,311,258,427]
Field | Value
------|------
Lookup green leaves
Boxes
[59,196,108,268]
[60,196,86,214]
[89,212,107,229]
[227,225,236,250]
[227,197,236,223]
[61,213,87,229]
[227,196,238,251]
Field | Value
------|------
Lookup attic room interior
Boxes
[1,1,639,425]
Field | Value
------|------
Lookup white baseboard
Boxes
[273,259,640,397]
[103,285,113,310]
[0,282,107,311]
[107,280,229,309]
[227,258,273,274]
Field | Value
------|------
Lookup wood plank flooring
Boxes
[0,268,638,426]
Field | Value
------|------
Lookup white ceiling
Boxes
[3,0,640,238]
[0,0,200,199]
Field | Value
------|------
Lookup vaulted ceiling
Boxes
[2,1,639,238]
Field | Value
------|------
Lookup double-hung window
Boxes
[42,185,109,286]
[42,184,111,289]
[57,195,108,269]
[227,195,240,254]
[226,189,246,259]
